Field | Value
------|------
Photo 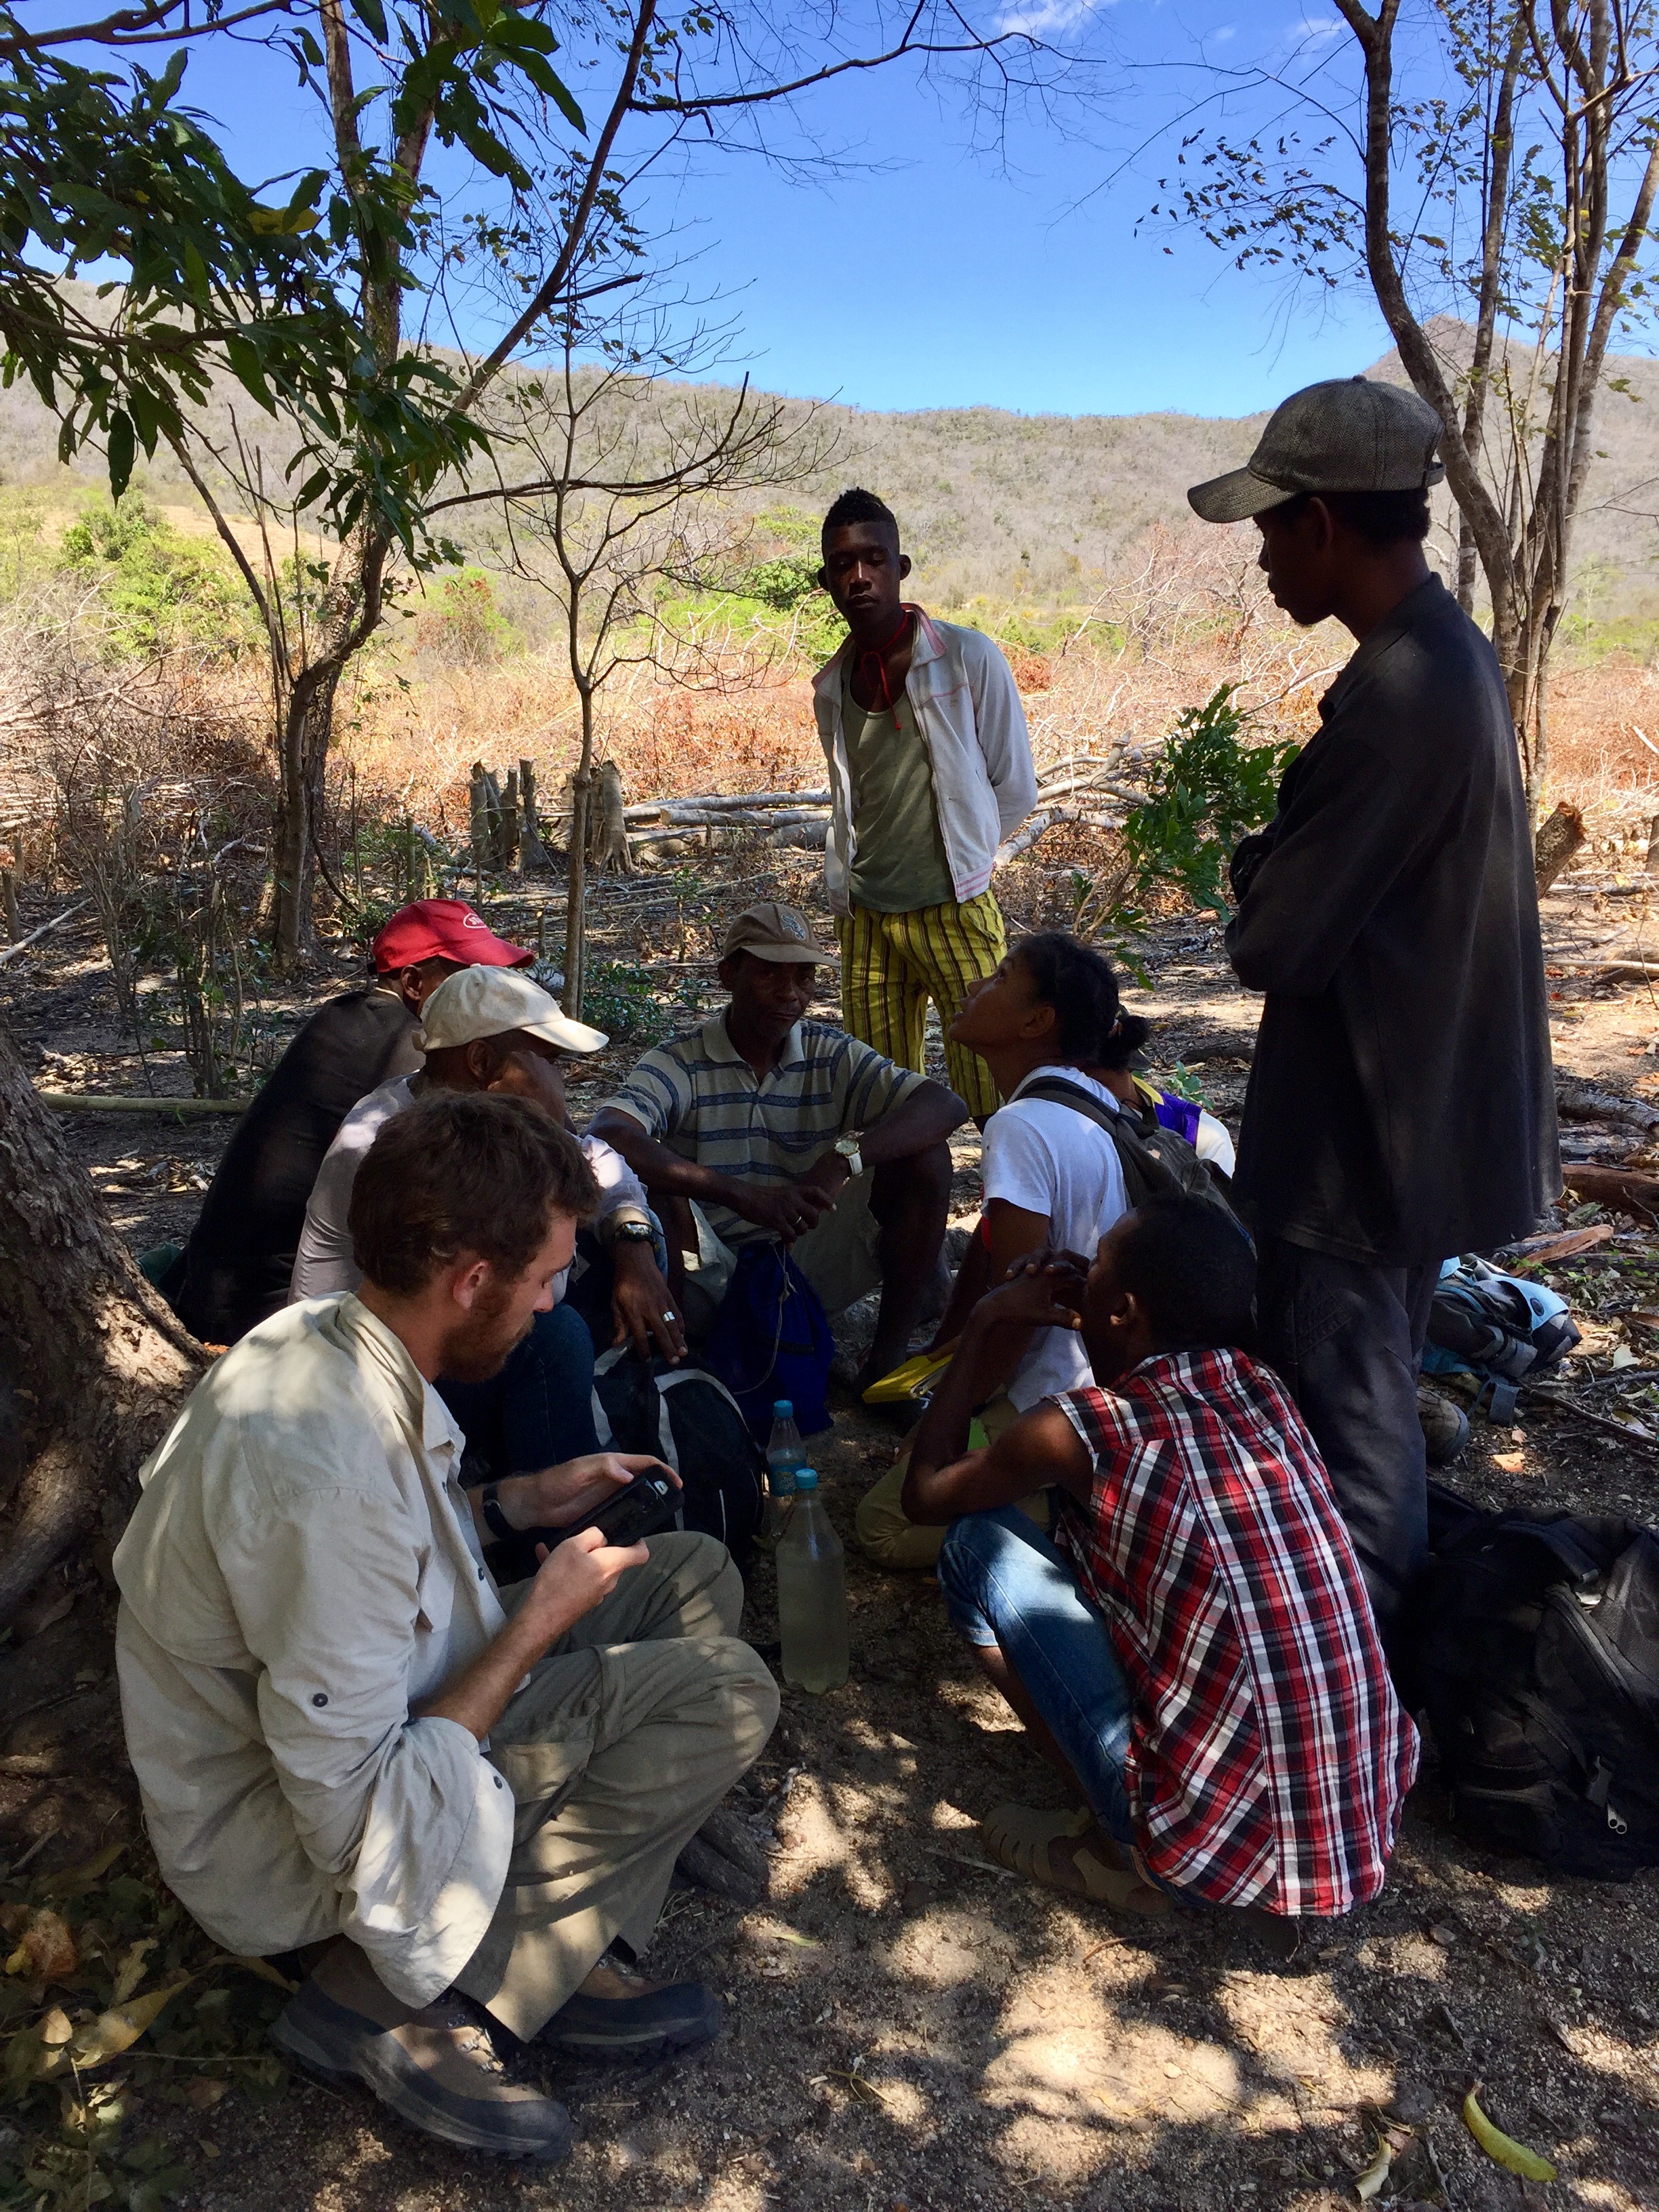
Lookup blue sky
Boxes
[163,5,1396,422]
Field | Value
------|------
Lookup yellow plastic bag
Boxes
[861,1343,958,1406]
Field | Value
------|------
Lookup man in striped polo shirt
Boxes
[592,903,967,1393]
[814,488,1037,1124]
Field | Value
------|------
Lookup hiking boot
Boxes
[1417,1382,1470,1467]
[981,1803,1169,1914]
[537,1961,723,2064]
[271,1979,573,2160]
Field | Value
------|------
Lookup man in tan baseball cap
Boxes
[594,901,968,1401]
[718,900,840,965]
[1186,374,1557,1646]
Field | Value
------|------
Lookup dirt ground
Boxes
[3,852,1659,2212]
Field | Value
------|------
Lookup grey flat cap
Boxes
[1188,375,1446,524]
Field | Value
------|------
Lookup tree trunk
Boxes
[562,769,591,1019]
[0,1019,209,1629]
[1534,800,1586,897]
[519,760,552,871]
[270,687,314,971]
[589,761,636,876]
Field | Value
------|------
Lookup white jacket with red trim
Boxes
[811,610,1037,915]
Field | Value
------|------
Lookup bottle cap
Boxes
[794,1467,819,1491]
[773,1399,794,1418]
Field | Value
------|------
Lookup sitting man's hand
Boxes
[611,1238,687,1365]
[499,1451,679,1534]
[733,1179,832,1244]
[793,1147,854,1217]
[968,1247,1090,1337]
[485,1046,567,1120]
[518,1525,651,1641]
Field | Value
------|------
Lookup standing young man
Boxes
[814,488,1037,1122]
[1187,377,1559,1639]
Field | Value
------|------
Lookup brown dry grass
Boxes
[335,522,1659,881]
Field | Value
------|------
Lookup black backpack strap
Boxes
[1017,1077,1184,1204]
[1502,1516,1613,1588]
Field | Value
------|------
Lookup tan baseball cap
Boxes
[415,965,609,1055]
[1187,376,1446,525]
[722,901,839,966]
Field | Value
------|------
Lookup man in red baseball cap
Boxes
[370,897,536,977]
[169,899,534,1345]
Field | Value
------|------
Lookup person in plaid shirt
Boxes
[903,1198,1417,1917]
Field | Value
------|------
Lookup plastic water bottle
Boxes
[775,1469,849,1693]
[765,1399,804,1534]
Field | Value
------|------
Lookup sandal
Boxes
[981,1803,1170,1915]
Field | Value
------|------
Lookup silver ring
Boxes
[663,1309,676,1322]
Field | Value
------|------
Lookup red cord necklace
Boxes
[851,605,917,715]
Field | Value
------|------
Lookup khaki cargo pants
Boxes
[454,1532,777,2039]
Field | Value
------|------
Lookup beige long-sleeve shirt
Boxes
[112,1294,516,2007]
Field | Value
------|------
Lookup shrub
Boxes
[58,495,249,658]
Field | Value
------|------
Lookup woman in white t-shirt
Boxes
[855,932,1133,1569]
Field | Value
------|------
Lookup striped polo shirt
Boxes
[601,1015,925,1248]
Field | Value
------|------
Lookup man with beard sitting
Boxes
[113,1094,778,2163]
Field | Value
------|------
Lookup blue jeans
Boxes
[438,1303,600,1483]
[939,1506,1136,1848]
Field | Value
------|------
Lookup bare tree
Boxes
[144,0,1054,964]
[1154,0,1659,815]
[450,301,830,1013]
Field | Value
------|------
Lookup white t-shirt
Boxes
[289,1074,650,1301]
[979,1065,1129,1411]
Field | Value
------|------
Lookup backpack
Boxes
[1017,1076,1239,1221]
[703,1240,835,1439]
[1421,1256,1581,1420]
[590,1345,766,1571]
[1401,1481,1659,1879]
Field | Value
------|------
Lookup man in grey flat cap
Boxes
[1189,375,1559,1647]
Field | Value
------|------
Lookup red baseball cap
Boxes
[371,899,535,975]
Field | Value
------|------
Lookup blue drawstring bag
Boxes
[705,1241,834,1439]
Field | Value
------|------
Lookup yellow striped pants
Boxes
[838,890,1007,1120]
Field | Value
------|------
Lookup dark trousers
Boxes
[1255,1237,1438,1642]
[438,1301,600,1483]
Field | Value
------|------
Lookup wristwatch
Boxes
[478,1482,516,1543]
[609,1218,656,1243]
[834,1136,863,1178]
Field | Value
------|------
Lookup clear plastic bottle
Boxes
[764,1399,804,1535]
[775,1468,849,1693]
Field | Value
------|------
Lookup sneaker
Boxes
[1417,1382,1470,1467]
[271,1979,573,2160]
[537,1963,723,2064]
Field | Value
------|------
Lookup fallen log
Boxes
[1508,1223,1617,1268]
[36,1090,251,1114]
[996,806,1122,867]
[1559,1163,1659,1225]
[1556,1078,1659,1132]
[0,899,90,969]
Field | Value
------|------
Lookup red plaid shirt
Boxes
[1057,1349,1418,1915]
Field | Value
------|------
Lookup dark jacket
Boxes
[174,984,421,1343]
[1225,575,1558,1267]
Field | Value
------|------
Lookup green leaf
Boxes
[105,411,136,499]
[348,0,388,39]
